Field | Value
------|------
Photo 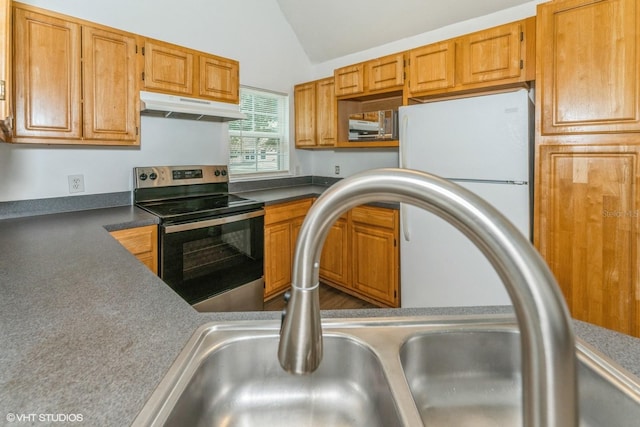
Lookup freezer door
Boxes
[400,181,529,308]
[399,89,531,182]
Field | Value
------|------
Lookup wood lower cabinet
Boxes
[535,144,640,337]
[319,205,400,308]
[348,206,399,307]
[110,225,158,274]
[264,199,399,307]
[264,198,313,299]
[319,215,349,287]
[12,4,139,145]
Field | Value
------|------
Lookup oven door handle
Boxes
[163,209,265,234]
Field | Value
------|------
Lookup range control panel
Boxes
[134,165,229,189]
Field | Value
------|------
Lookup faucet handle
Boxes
[280,290,292,329]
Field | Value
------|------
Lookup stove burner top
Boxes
[137,193,262,222]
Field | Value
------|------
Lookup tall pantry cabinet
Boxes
[0,0,10,140]
[535,0,640,337]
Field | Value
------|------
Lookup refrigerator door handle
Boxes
[401,204,410,241]
[399,114,409,169]
[400,113,410,241]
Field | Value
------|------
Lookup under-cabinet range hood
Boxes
[140,90,246,122]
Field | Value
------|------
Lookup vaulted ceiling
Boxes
[275,0,535,63]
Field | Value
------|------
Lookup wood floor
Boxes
[264,283,377,311]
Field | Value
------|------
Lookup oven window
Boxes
[161,215,264,304]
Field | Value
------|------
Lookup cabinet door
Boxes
[14,8,81,139]
[82,26,138,143]
[408,41,456,94]
[366,53,404,92]
[264,222,292,298]
[536,144,640,337]
[334,63,364,97]
[460,20,523,85]
[197,54,239,103]
[538,0,640,135]
[351,222,397,306]
[351,206,399,307]
[294,82,316,147]
[316,77,337,147]
[110,225,158,274]
[0,0,10,139]
[143,39,193,95]
[320,217,349,286]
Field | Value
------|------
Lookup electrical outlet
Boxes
[334,165,340,175]
[68,174,85,194]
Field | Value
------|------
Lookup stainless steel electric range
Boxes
[133,165,265,312]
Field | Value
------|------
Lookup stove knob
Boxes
[221,169,227,176]
[149,172,158,180]
[139,173,148,181]
[214,170,221,177]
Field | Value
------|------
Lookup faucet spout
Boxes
[278,168,577,427]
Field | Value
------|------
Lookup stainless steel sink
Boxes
[400,326,640,426]
[133,316,640,427]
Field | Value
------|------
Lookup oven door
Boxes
[160,209,264,311]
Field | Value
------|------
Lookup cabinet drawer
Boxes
[264,198,313,225]
[351,205,397,229]
[110,225,156,255]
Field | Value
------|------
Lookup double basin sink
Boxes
[133,315,640,426]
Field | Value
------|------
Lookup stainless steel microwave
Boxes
[348,110,398,142]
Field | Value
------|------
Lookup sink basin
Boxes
[401,327,640,427]
[133,316,640,427]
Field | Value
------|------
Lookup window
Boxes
[229,87,289,176]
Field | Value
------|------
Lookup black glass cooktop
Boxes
[137,194,263,221]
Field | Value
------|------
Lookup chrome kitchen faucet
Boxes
[278,168,578,427]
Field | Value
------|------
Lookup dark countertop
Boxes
[236,183,400,210]
[1,205,640,426]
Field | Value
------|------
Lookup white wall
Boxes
[2,0,312,202]
[298,0,545,178]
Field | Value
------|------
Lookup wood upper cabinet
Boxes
[12,4,139,145]
[0,0,11,140]
[334,63,364,97]
[82,26,139,142]
[143,39,193,95]
[459,20,524,85]
[14,7,82,139]
[406,17,535,99]
[197,54,239,103]
[294,82,316,147]
[294,77,336,148]
[366,53,405,92]
[316,77,337,146]
[110,225,158,274]
[408,41,456,93]
[537,0,640,135]
[143,38,240,104]
[535,144,640,337]
[335,53,405,98]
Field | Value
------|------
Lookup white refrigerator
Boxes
[398,89,533,307]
